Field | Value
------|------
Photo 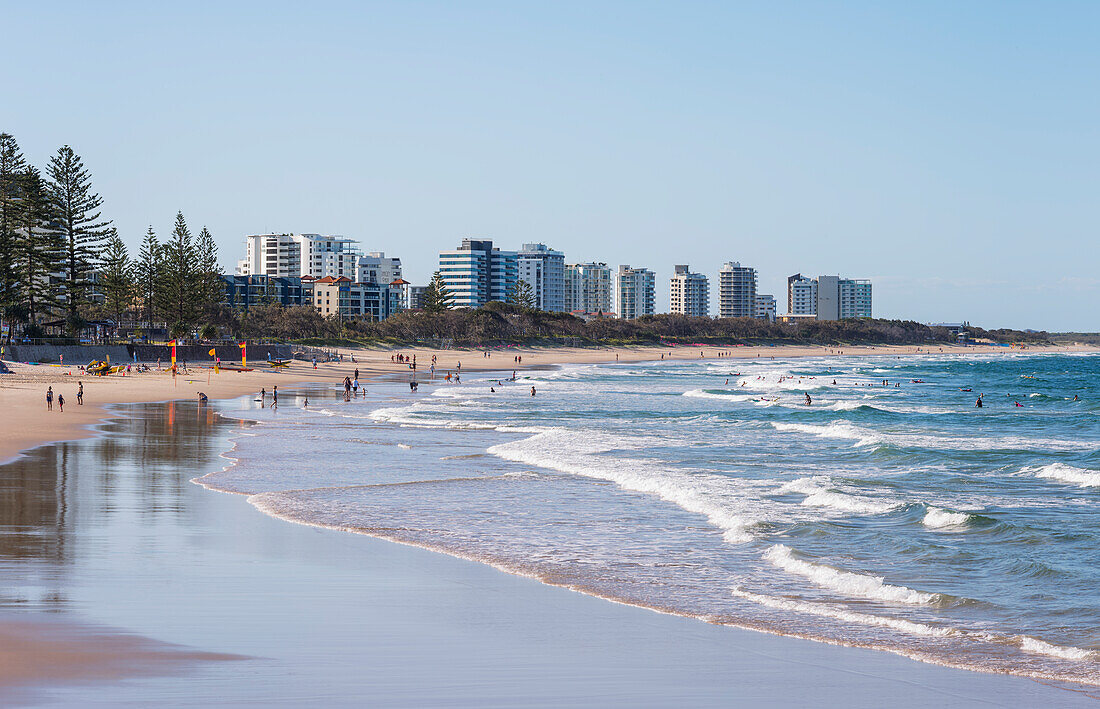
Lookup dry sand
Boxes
[0,342,1088,464]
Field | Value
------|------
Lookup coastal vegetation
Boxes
[0,131,224,340]
[225,301,1052,347]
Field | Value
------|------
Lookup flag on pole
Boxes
[170,340,177,367]
[208,348,216,357]
[239,342,247,368]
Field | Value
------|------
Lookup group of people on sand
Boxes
[45,383,83,412]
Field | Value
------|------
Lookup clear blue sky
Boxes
[4,2,1098,330]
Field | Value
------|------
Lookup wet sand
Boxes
[0,395,1096,706]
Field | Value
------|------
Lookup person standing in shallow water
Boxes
[271,385,278,409]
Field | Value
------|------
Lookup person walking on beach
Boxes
[271,385,278,409]
[77,382,84,405]
[312,356,317,369]
[46,387,53,410]
[354,368,359,381]
[57,394,65,412]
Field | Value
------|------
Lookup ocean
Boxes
[196,351,1100,686]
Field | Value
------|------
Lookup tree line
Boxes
[0,132,223,340]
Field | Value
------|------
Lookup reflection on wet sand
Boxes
[0,400,247,689]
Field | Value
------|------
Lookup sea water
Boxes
[196,352,1100,685]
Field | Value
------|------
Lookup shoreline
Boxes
[0,395,1096,704]
[207,365,1100,692]
[2,342,1094,465]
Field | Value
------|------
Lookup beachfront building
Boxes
[718,262,757,318]
[312,276,399,321]
[517,243,566,312]
[754,294,777,322]
[406,285,427,311]
[237,233,361,280]
[786,274,872,320]
[564,262,613,315]
[438,239,518,308]
[788,274,817,315]
[839,279,873,319]
[222,274,312,312]
[616,265,656,320]
[669,265,709,317]
[357,252,402,286]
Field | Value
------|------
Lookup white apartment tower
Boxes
[754,294,777,322]
[669,265,709,317]
[438,239,518,308]
[517,243,566,312]
[786,274,872,320]
[237,233,361,279]
[357,252,402,285]
[564,262,612,314]
[616,265,656,320]
[788,274,818,315]
[718,262,758,318]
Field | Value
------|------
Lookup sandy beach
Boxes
[1,342,1087,465]
[1,342,1098,705]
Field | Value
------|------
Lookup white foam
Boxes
[771,421,884,447]
[734,588,1096,661]
[1018,636,1096,661]
[682,389,753,402]
[732,588,953,638]
[778,476,830,495]
[488,429,764,544]
[764,545,940,605]
[1031,463,1100,488]
[779,477,900,516]
[802,490,899,515]
[772,421,1095,453]
[922,507,970,529]
[826,400,866,411]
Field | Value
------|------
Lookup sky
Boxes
[3,1,1098,330]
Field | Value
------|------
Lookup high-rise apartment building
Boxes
[517,243,566,311]
[718,262,757,318]
[669,265,709,317]
[564,262,613,315]
[786,274,872,320]
[839,279,873,319]
[616,265,655,320]
[788,273,817,315]
[754,294,777,322]
[237,233,361,280]
[438,239,518,308]
[357,252,402,286]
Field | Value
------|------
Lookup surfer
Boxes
[804,392,812,406]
